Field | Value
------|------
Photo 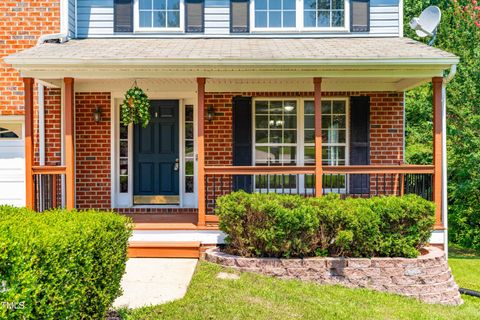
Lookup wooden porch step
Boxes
[128,241,201,258]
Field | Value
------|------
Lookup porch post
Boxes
[23,78,34,209]
[197,78,206,226]
[64,77,75,210]
[314,77,323,197]
[432,77,443,228]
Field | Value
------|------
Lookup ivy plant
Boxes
[120,86,151,127]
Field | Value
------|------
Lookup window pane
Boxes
[270,115,282,128]
[319,0,330,9]
[332,10,344,27]
[305,0,316,9]
[185,105,194,121]
[284,101,297,114]
[255,101,269,114]
[304,101,315,114]
[120,159,128,175]
[318,10,330,27]
[167,10,179,27]
[332,0,344,10]
[332,115,346,128]
[255,10,268,27]
[305,146,315,163]
[167,0,179,10]
[139,11,152,27]
[322,115,331,129]
[283,130,296,143]
[269,146,281,164]
[282,146,296,164]
[255,146,269,162]
[153,0,166,10]
[185,176,194,193]
[256,115,269,128]
[305,116,314,129]
[305,129,314,143]
[185,141,194,157]
[153,11,166,27]
[304,10,316,27]
[333,101,346,114]
[140,0,152,10]
[269,11,282,27]
[270,130,282,143]
[120,176,128,193]
[120,125,128,139]
[283,11,296,27]
[284,115,296,129]
[256,0,267,10]
[255,130,268,143]
[185,160,194,175]
[185,123,194,140]
[284,0,296,10]
[0,124,21,139]
[270,0,281,10]
[321,101,331,113]
[120,141,128,157]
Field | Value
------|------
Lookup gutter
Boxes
[441,64,457,258]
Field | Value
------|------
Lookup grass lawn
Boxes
[120,248,480,320]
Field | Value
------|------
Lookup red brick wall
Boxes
[44,88,62,166]
[0,1,60,115]
[75,93,111,209]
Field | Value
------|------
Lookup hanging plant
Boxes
[120,84,151,128]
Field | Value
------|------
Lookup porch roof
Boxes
[6,37,457,66]
[4,38,458,88]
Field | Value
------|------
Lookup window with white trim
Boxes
[184,105,195,193]
[304,0,345,28]
[138,0,181,29]
[251,0,348,31]
[119,123,129,193]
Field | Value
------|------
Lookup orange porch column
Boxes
[23,78,34,209]
[197,78,206,226]
[64,78,75,210]
[314,78,323,197]
[432,77,444,228]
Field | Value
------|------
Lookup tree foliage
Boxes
[404,0,480,250]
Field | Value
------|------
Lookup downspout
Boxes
[442,64,457,257]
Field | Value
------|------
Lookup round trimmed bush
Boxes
[216,192,435,259]
[0,207,132,319]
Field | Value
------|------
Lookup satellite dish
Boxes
[409,6,441,44]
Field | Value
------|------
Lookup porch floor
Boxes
[124,213,219,230]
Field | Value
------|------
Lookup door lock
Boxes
[174,158,179,171]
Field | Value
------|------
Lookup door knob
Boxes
[174,158,179,171]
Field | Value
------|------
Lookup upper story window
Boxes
[254,0,296,29]
[304,0,345,28]
[251,0,349,32]
[138,0,181,29]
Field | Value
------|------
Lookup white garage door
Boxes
[0,118,25,207]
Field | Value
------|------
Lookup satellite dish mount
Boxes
[409,6,442,46]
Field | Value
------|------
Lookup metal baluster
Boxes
[375,174,379,196]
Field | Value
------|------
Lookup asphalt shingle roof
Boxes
[5,37,457,65]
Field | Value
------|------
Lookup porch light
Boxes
[207,106,215,122]
[93,106,102,123]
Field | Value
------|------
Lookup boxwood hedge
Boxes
[216,192,435,259]
[0,207,132,319]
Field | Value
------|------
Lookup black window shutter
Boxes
[114,0,133,33]
[231,0,249,33]
[232,96,253,192]
[350,0,370,32]
[349,96,370,194]
[186,0,204,33]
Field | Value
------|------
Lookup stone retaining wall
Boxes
[205,247,463,306]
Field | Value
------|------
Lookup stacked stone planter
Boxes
[205,247,463,306]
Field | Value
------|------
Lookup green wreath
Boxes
[120,86,151,128]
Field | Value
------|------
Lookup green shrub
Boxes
[216,192,435,259]
[0,207,132,319]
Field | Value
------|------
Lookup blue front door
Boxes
[134,100,179,204]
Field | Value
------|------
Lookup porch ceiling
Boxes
[5,38,458,91]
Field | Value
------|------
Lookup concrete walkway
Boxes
[113,258,198,309]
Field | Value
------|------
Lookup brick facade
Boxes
[0,1,60,115]
[75,93,111,209]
